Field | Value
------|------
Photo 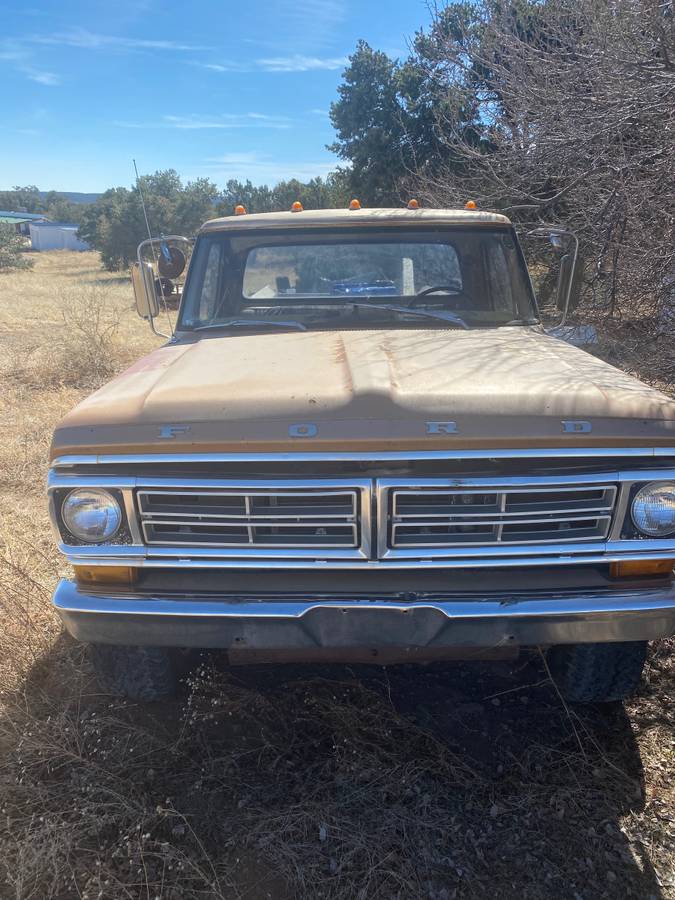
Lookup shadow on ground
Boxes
[0,636,664,900]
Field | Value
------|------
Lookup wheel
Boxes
[547,641,647,703]
[89,644,177,701]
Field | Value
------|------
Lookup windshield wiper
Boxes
[346,302,470,330]
[193,318,307,332]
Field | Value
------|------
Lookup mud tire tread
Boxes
[548,641,647,703]
[89,644,176,701]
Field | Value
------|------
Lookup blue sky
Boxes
[0,0,434,193]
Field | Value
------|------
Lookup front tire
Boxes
[547,641,647,703]
[89,644,176,701]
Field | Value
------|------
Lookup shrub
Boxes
[0,224,33,272]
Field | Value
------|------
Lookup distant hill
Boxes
[38,191,101,205]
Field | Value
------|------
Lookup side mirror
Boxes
[555,252,574,311]
[555,244,584,317]
[566,250,584,314]
[526,226,580,327]
[131,261,159,319]
[133,235,192,338]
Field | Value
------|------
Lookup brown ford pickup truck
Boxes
[48,204,675,702]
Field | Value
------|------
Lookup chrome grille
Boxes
[385,483,617,550]
[138,486,362,550]
[49,451,675,568]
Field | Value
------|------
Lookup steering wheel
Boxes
[409,286,464,308]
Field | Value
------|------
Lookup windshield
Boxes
[178,227,537,331]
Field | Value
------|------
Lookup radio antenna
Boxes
[132,159,174,335]
[133,158,153,243]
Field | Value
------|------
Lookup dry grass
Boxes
[0,252,159,692]
[1,251,674,899]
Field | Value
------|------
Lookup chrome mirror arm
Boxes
[525,226,579,328]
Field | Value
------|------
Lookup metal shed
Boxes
[29,222,90,251]
[0,211,50,235]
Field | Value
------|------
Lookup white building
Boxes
[29,222,90,251]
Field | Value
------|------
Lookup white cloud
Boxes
[164,113,291,130]
[278,0,346,49]
[204,151,336,185]
[115,113,293,130]
[193,55,347,75]
[24,67,61,86]
[198,62,235,73]
[208,151,269,166]
[191,60,248,73]
[257,54,347,72]
[0,45,24,62]
[239,1,345,50]
[1,25,208,86]
[0,41,61,85]
[29,28,209,52]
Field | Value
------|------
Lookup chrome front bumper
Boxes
[53,579,675,650]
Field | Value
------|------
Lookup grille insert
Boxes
[138,488,360,549]
[387,485,617,549]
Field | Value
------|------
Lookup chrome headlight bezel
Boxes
[630,481,675,538]
[60,488,123,544]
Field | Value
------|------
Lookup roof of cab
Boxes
[200,207,511,233]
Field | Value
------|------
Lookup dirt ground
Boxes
[1,251,674,899]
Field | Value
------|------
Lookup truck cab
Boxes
[48,204,675,701]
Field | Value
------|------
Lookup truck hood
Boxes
[51,327,675,456]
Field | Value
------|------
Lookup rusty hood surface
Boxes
[51,327,675,457]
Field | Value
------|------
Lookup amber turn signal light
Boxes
[74,566,139,586]
[234,204,247,215]
[610,559,674,578]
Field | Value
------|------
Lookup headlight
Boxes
[61,489,122,542]
[631,482,675,537]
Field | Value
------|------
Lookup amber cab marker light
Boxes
[291,200,304,212]
[465,200,477,210]
[74,565,139,586]
[234,204,247,215]
[349,198,362,210]
[610,559,674,578]
[407,198,420,210]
